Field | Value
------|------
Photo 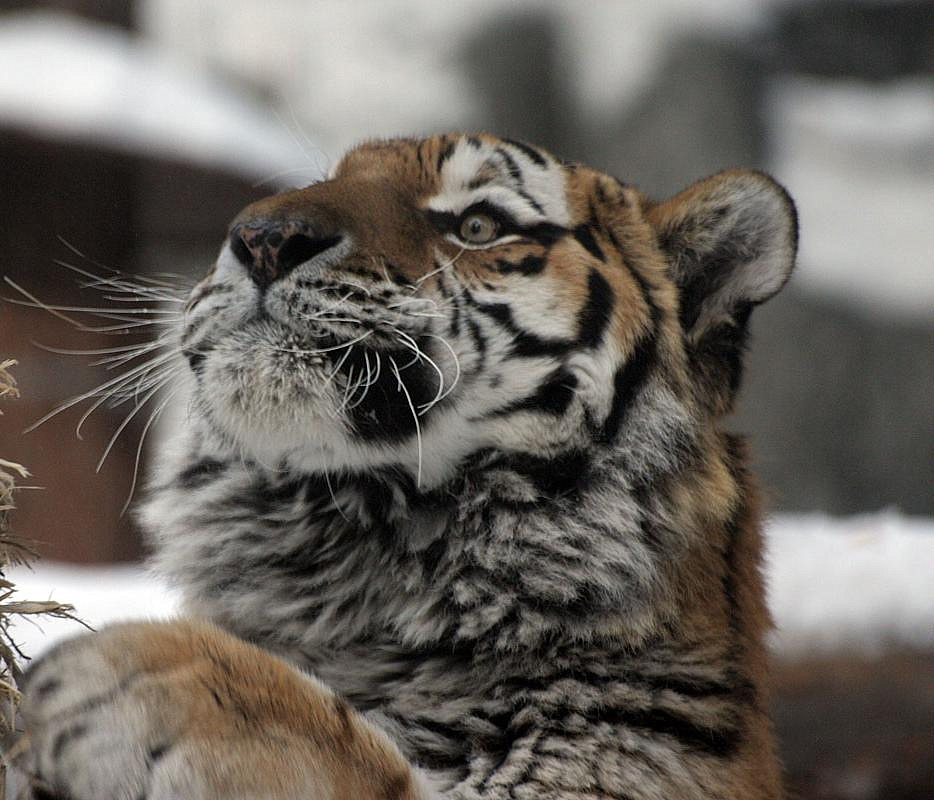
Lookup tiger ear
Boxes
[646,170,797,412]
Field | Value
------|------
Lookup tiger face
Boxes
[182,133,795,486]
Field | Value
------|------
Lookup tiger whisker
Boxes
[74,354,181,440]
[252,166,322,189]
[121,384,183,515]
[69,319,180,335]
[346,350,381,412]
[24,350,180,434]
[93,337,176,370]
[423,333,461,407]
[338,364,358,414]
[322,469,350,522]
[410,246,466,290]
[29,340,171,359]
[55,237,192,291]
[387,326,446,414]
[324,343,356,388]
[389,355,422,488]
[100,292,186,305]
[95,367,182,474]
[54,260,187,301]
[266,329,373,356]
[3,291,179,321]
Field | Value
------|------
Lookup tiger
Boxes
[19,132,796,800]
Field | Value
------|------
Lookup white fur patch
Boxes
[427,137,571,226]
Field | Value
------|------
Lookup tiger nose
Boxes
[229,221,343,289]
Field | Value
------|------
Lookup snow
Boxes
[6,562,181,660]
[766,511,934,658]
[138,0,784,156]
[0,11,321,184]
[768,77,934,320]
[6,512,933,664]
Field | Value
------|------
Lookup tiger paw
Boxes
[19,620,431,800]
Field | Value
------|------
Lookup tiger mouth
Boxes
[233,308,450,440]
[317,334,448,440]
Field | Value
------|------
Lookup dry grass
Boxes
[1,361,78,796]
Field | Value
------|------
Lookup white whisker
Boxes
[24,350,180,434]
[121,384,182,516]
[56,237,188,290]
[324,343,355,388]
[323,470,350,522]
[411,246,467,289]
[95,369,179,473]
[267,329,373,357]
[389,355,422,488]
[423,333,461,405]
[75,358,181,441]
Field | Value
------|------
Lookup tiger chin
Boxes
[19,134,796,800]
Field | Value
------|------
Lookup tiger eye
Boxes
[459,213,498,244]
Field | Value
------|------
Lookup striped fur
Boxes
[20,134,796,799]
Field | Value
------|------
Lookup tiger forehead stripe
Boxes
[427,136,572,226]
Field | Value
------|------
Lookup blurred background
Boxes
[0,1,932,798]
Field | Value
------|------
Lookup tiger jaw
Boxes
[191,314,460,469]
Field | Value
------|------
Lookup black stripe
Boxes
[577,268,614,348]
[481,696,741,758]
[503,137,547,166]
[603,222,662,331]
[51,723,87,760]
[384,261,411,287]
[573,224,605,262]
[465,314,487,366]
[595,705,742,757]
[482,368,578,419]
[495,146,523,181]
[594,180,610,205]
[183,342,213,376]
[184,281,233,314]
[413,750,469,773]
[517,188,545,215]
[522,221,567,246]
[467,175,493,190]
[31,788,63,800]
[436,138,455,172]
[465,293,575,358]
[495,254,545,276]
[499,667,750,703]
[593,256,662,443]
[492,450,590,497]
[176,457,227,488]
[436,271,462,338]
[597,333,658,444]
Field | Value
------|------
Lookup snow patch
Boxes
[0,11,321,184]
[766,511,934,657]
[768,77,934,319]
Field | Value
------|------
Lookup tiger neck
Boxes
[147,422,719,661]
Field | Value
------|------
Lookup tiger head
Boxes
[183,134,796,487]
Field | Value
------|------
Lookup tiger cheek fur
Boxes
[20,134,796,800]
